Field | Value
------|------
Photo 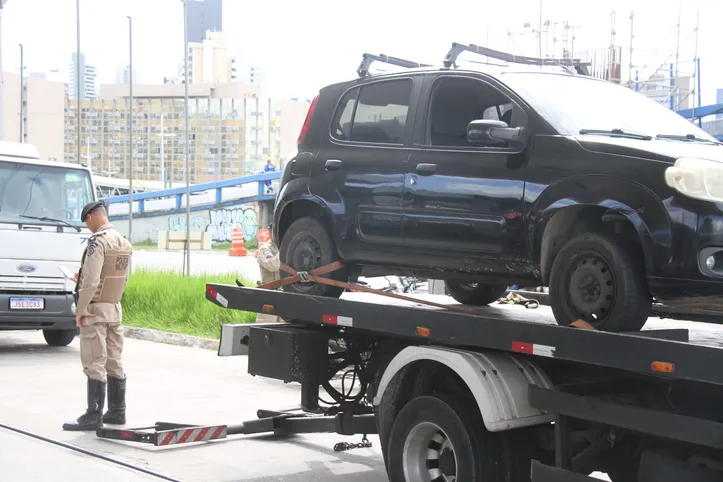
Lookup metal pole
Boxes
[0,0,8,141]
[76,0,81,164]
[160,112,165,188]
[18,43,23,143]
[183,0,191,276]
[128,15,133,243]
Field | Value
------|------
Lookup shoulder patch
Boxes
[86,239,100,257]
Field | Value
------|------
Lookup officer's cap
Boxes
[81,201,106,222]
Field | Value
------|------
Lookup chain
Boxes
[333,435,372,452]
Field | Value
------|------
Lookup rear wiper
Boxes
[579,128,652,140]
[19,215,81,232]
[655,133,721,144]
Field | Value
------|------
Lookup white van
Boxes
[0,142,97,346]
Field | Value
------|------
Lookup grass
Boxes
[122,269,256,339]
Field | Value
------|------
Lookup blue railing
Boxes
[106,171,281,217]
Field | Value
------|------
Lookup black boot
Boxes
[62,378,106,431]
[102,375,126,425]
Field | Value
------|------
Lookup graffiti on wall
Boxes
[168,214,208,234]
[207,207,258,242]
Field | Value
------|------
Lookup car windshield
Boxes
[0,161,94,228]
[501,72,718,142]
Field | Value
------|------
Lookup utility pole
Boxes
[128,15,134,244]
[76,0,81,164]
[628,11,634,88]
[538,0,543,60]
[0,0,9,141]
[674,0,682,110]
[19,43,24,143]
[182,0,191,276]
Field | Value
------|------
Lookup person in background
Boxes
[63,201,133,431]
[264,158,276,194]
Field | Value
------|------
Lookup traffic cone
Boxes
[229,228,248,257]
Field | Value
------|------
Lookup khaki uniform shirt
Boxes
[76,223,133,323]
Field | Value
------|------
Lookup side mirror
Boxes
[466,119,526,148]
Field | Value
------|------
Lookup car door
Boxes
[403,72,529,263]
[310,76,420,263]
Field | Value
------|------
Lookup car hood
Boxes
[576,136,723,164]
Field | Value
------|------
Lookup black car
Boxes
[272,46,723,332]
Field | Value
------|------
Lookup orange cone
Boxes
[229,228,248,256]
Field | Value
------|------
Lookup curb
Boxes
[124,326,219,351]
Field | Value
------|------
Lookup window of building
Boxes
[330,79,412,145]
[426,76,521,148]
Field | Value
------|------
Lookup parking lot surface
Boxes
[0,331,385,481]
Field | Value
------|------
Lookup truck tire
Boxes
[43,329,76,347]
[444,280,508,306]
[549,231,651,332]
[279,217,348,298]
[386,395,503,482]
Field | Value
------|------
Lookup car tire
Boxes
[279,216,348,298]
[549,230,651,332]
[386,395,503,482]
[43,329,76,347]
[444,280,508,306]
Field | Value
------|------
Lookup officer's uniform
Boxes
[63,211,132,431]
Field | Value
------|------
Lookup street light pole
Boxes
[182,0,191,276]
[128,15,134,244]
[18,43,23,143]
[0,0,9,141]
[76,0,81,164]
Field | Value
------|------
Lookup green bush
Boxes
[122,270,256,339]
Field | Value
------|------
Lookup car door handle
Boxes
[415,163,437,175]
[325,159,343,171]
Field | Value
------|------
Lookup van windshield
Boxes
[0,161,94,228]
[501,72,717,142]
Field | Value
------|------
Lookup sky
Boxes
[2,0,722,104]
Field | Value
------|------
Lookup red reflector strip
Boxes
[159,432,176,446]
[206,286,218,298]
[120,430,133,440]
[322,314,353,327]
[210,426,226,440]
[512,341,556,358]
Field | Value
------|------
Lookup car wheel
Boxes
[43,329,76,347]
[386,395,503,482]
[549,231,651,332]
[279,216,348,298]
[444,280,508,306]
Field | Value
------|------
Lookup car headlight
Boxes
[665,157,723,203]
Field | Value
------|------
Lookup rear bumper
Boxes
[0,293,76,330]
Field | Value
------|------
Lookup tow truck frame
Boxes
[196,275,723,481]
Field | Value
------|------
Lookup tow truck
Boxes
[98,49,723,481]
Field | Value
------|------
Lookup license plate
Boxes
[9,297,45,310]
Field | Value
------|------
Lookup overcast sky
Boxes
[2,0,720,104]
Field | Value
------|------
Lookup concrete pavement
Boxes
[0,331,385,482]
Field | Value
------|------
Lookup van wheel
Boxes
[43,329,76,347]
[386,395,503,482]
[279,217,348,298]
[445,281,508,306]
[549,231,651,332]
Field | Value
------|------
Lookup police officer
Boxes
[63,201,133,431]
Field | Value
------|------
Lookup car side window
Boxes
[331,79,413,145]
[426,76,520,148]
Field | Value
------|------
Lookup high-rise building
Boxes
[68,53,98,100]
[116,64,138,85]
[174,31,237,85]
[186,0,222,44]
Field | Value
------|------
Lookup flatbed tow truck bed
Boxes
[200,283,723,481]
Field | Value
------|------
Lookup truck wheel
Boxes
[43,329,76,347]
[549,231,651,332]
[279,217,348,298]
[444,281,508,306]
[386,395,502,482]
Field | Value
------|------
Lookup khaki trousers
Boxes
[80,321,125,381]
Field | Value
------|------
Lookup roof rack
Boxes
[357,53,431,78]
[443,42,591,76]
